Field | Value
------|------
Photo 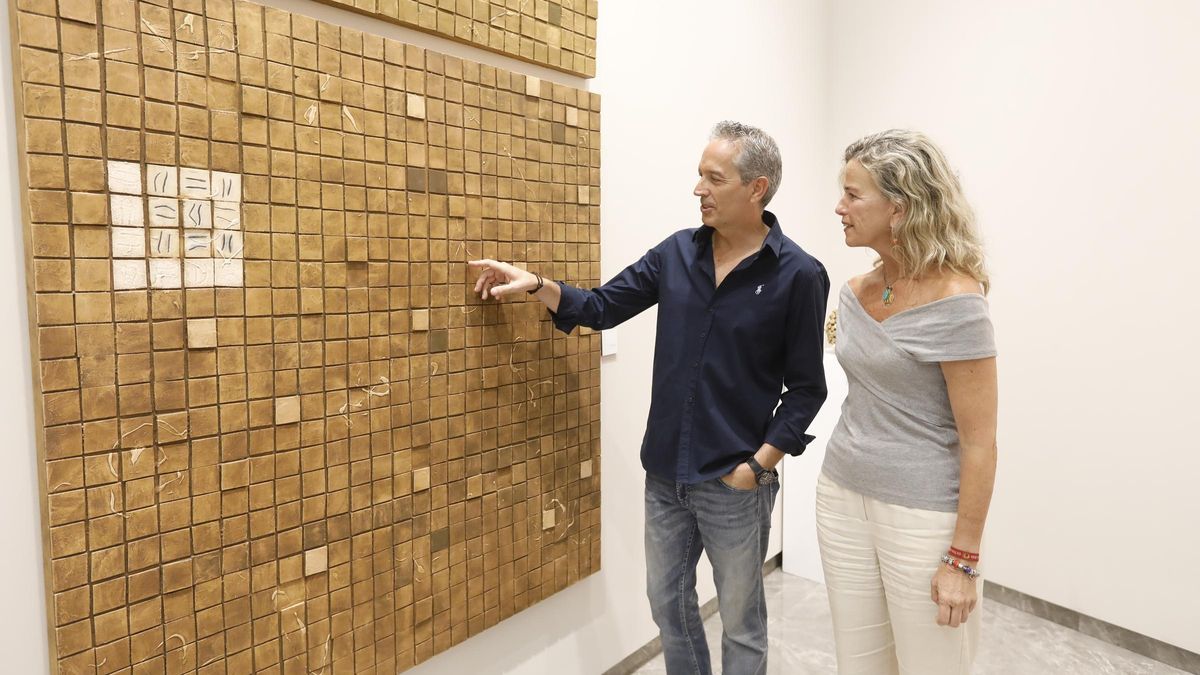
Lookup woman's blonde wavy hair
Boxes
[844,129,990,294]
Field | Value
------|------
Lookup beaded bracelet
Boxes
[941,554,981,579]
[948,546,979,562]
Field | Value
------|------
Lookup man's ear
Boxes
[750,176,770,205]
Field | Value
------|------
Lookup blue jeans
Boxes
[644,471,780,675]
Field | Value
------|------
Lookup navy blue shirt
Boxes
[550,211,830,484]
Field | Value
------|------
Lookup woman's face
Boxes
[835,159,902,250]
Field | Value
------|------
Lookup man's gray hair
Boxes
[710,121,783,207]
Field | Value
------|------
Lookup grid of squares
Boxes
[107,161,246,290]
[311,0,598,78]
[13,0,601,673]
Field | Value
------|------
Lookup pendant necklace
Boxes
[882,268,896,306]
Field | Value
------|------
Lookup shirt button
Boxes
[687,396,694,403]
[708,307,714,313]
[699,331,707,338]
[691,361,698,368]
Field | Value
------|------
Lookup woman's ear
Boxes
[889,200,906,229]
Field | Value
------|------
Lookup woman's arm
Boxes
[932,355,998,627]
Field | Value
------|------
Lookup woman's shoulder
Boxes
[923,270,985,301]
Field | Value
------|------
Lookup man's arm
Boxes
[470,259,564,311]
[468,242,664,333]
[723,263,831,488]
[762,263,831,462]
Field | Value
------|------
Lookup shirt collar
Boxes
[693,210,784,257]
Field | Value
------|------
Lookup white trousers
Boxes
[815,472,980,675]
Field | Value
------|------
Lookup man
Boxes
[468,121,829,674]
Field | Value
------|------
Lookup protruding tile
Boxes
[406,93,425,119]
[186,318,217,349]
[543,508,556,530]
[304,546,327,576]
[411,309,429,331]
[275,396,300,424]
[580,459,592,479]
[525,76,541,97]
[413,467,430,492]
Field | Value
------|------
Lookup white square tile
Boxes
[210,172,241,201]
[111,227,145,258]
[149,229,179,257]
[146,164,178,196]
[214,258,243,287]
[112,259,146,290]
[149,259,181,289]
[183,231,211,257]
[107,161,142,195]
[181,199,212,229]
[566,107,578,127]
[148,197,178,227]
[184,258,214,287]
[212,201,240,230]
[407,93,426,119]
[179,167,211,198]
[212,230,243,260]
[110,194,144,227]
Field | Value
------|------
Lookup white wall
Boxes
[817,0,1200,654]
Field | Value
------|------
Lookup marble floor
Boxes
[634,570,1188,674]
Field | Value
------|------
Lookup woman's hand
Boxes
[931,563,977,628]
[468,259,537,299]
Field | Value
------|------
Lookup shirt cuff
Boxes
[763,429,816,457]
[548,281,586,334]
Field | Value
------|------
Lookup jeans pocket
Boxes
[715,475,759,494]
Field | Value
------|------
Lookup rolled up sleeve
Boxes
[548,242,664,334]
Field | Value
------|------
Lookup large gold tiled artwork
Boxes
[310,0,598,78]
[11,0,601,672]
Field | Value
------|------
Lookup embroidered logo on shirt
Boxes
[755,284,764,295]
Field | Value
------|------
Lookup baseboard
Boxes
[983,582,1199,674]
[602,553,782,675]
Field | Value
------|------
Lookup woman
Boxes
[818,129,997,674]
